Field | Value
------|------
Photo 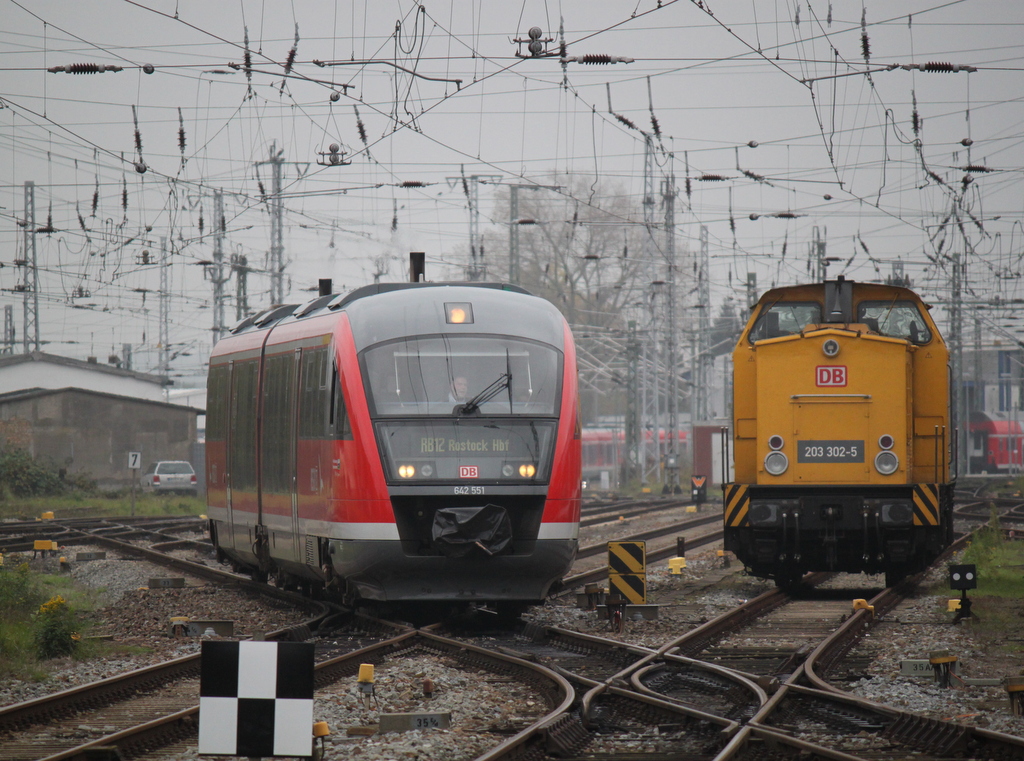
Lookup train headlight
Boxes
[519,463,536,477]
[420,464,434,477]
[874,451,899,475]
[502,464,514,477]
[768,435,784,451]
[880,501,914,526]
[822,338,840,357]
[764,451,789,475]
[878,434,894,450]
[398,464,416,478]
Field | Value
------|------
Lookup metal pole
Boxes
[210,189,229,342]
[22,181,40,353]
[159,237,170,377]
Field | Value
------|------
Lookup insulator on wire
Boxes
[401,181,425,187]
[122,177,128,212]
[131,105,143,154]
[699,174,725,181]
[685,176,691,199]
[900,62,977,73]
[284,25,299,75]
[911,91,920,136]
[178,108,186,156]
[613,112,636,130]
[354,106,368,146]
[742,169,766,182]
[198,207,204,235]
[220,213,226,233]
[258,180,266,198]
[243,26,253,87]
[91,183,99,216]
[650,114,661,137]
[860,9,870,63]
[77,205,87,231]
[48,63,123,74]
[963,164,991,173]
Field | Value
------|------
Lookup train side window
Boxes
[329,363,352,440]
[857,301,931,345]
[229,360,259,491]
[299,346,331,439]
[262,353,296,493]
[206,364,229,441]
[748,303,821,343]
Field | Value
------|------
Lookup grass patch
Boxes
[0,493,206,522]
[960,525,1024,598]
[0,561,125,680]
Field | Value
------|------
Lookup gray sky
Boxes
[1,0,1022,384]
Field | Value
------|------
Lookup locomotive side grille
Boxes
[390,494,546,556]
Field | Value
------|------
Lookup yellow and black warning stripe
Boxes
[609,573,646,604]
[912,483,940,526]
[724,483,750,527]
[608,541,646,575]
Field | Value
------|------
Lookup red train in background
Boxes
[970,411,1024,473]
[581,428,689,487]
[205,281,581,614]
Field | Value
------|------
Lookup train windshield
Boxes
[857,301,932,344]
[374,419,557,482]
[748,302,821,343]
[362,335,561,416]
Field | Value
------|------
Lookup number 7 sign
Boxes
[127,451,142,470]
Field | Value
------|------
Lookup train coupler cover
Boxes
[431,504,513,558]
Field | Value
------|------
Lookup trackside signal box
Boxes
[691,475,707,504]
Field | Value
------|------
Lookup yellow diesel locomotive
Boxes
[724,277,953,587]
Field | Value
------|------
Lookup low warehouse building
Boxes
[0,387,200,490]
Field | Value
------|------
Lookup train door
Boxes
[260,350,299,564]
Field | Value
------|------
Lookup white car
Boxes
[140,461,198,496]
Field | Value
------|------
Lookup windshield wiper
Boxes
[458,372,511,415]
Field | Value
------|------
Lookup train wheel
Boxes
[774,573,801,589]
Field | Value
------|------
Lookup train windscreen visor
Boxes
[748,303,821,343]
[857,301,931,344]
[363,336,561,416]
[374,420,557,482]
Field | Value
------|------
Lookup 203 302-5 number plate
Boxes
[797,440,864,463]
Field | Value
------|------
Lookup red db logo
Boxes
[459,466,479,478]
[816,366,847,387]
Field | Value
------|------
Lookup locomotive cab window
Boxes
[748,303,821,343]
[362,335,561,417]
[857,301,931,345]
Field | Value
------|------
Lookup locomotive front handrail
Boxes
[789,393,871,399]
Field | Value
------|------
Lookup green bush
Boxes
[33,595,80,659]
[0,562,39,613]
[0,449,66,498]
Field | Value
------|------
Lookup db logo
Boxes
[459,465,479,478]
[816,366,847,387]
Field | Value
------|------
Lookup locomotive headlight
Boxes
[519,463,536,477]
[874,451,899,475]
[502,464,515,477]
[398,464,416,478]
[420,464,434,477]
[822,338,840,357]
[764,451,789,475]
[768,435,784,451]
[878,434,894,450]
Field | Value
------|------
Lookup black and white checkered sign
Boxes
[198,640,314,757]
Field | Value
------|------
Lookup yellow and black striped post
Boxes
[607,541,646,604]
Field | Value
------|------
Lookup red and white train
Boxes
[970,411,1024,473]
[205,282,581,612]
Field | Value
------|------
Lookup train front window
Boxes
[362,336,561,416]
[857,301,931,344]
[748,303,821,343]
[375,419,557,482]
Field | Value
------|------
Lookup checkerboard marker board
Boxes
[198,640,314,757]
